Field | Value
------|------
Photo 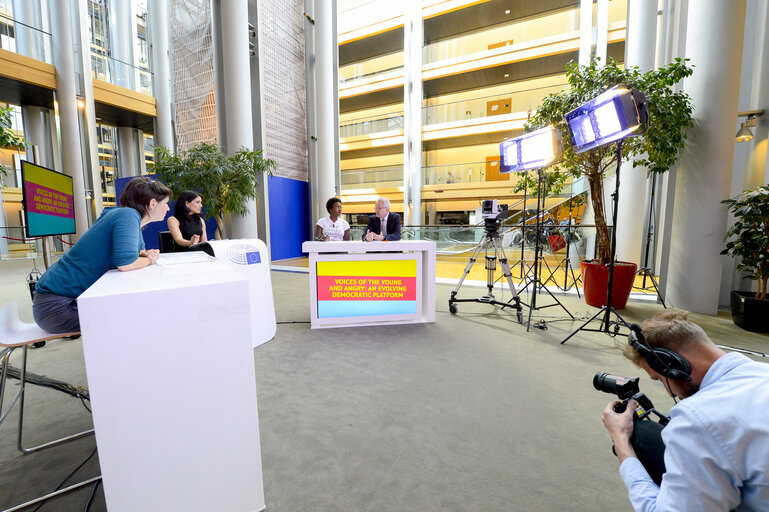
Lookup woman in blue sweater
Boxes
[32,177,172,333]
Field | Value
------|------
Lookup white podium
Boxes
[208,238,276,348]
[302,240,436,329]
[78,260,265,512]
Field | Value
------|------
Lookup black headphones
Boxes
[628,324,692,381]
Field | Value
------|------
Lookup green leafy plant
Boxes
[152,143,276,239]
[0,106,29,181]
[721,185,769,301]
[517,58,694,263]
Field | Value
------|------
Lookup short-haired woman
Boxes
[314,197,350,241]
[167,190,208,251]
[32,177,172,333]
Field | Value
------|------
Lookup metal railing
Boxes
[90,51,153,95]
[422,9,580,64]
[340,112,404,138]
[0,13,53,64]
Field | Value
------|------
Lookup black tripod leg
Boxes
[561,306,606,344]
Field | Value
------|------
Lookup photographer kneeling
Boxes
[602,310,769,511]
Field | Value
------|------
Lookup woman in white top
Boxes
[315,197,351,241]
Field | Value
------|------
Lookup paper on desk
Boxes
[157,252,216,265]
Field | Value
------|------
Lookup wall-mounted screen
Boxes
[21,161,76,237]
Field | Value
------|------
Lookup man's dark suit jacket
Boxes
[363,213,401,241]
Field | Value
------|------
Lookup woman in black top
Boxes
[167,190,208,251]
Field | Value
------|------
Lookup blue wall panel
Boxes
[268,175,309,261]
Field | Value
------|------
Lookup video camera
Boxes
[593,372,670,425]
[481,199,508,220]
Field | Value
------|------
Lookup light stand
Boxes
[562,140,630,343]
[557,85,649,345]
[541,190,583,296]
[634,172,666,307]
[518,168,574,331]
[448,212,523,324]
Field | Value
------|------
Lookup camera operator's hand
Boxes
[602,400,638,463]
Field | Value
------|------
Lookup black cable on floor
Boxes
[31,447,98,512]
[5,366,90,402]
[83,480,101,512]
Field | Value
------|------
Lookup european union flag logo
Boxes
[246,251,261,264]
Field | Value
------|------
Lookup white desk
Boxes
[78,260,265,512]
[208,238,276,348]
[302,240,436,329]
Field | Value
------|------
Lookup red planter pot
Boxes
[580,260,638,309]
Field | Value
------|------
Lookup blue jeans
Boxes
[32,292,80,333]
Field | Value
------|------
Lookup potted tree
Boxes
[518,58,694,308]
[152,143,276,239]
[721,185,769,332]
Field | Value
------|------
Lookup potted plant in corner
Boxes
[152,143,276,239]
[721,185,769,332]
[518,58,694,308]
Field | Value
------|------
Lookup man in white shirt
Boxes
[601,310,769,512]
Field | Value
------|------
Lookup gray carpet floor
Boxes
[1,258,767,511]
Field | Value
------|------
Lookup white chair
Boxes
[0,301,100,512]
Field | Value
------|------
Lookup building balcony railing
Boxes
[0,13,53,64]
[341,165,403,188]
[339,81,565,139]
[423,162,495,185]
[422,8,581,65]
[423,83,566,125]
[91,51,153,96]
[340,111,404,138]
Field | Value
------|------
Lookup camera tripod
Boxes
[449,218,523,324]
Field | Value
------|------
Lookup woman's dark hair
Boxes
[326,197,342,213]
[120,177,172,217]
[174,190,202,220]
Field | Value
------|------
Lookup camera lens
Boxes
[593,372,614,392]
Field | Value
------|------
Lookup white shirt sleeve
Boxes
[619,406,741,512]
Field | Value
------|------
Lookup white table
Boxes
[78,259,265,512]
[208,238,276,348]
[302,240,436,329]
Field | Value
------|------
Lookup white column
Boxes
[221,0,257,239]
[21,107,47,166]
[315,0,338,221]
[578,0,593,65]
[615,0,657,265]
[118,127,139,177]
[745,0,769,189]
[595,0,609,63]
[77,0,104,217]
[108,0,135,90]
[50,1,89,238]
[403,1,423,225]
[149,0,174,150]
[137,129,147,175]
[666,0,746,315]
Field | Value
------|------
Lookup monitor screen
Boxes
[21,161,76,238]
